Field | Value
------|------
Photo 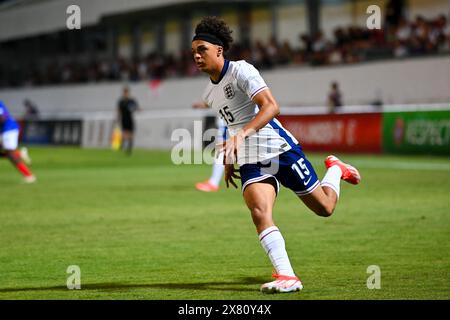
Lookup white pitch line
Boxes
[350,160,450,171]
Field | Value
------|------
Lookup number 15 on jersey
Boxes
[219,106,234,125]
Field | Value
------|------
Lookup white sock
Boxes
[209,152,224,187]
[259,226,295,277]
[321,165,342,198]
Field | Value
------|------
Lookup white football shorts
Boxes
[1,129,19,150]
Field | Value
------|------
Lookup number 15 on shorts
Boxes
[292,158,311,185]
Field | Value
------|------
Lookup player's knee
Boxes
[250,205,271,224]
[6,150,19,163]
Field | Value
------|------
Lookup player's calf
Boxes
[299,187,337,218]
[5,149,35,181]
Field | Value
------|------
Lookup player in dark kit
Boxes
[117,87,140,155]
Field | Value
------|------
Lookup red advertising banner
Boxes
[277,113,382,153]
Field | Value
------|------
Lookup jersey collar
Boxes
[210,59,229,85]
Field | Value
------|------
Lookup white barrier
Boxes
[79,103,450,150]
[81,109,213,150]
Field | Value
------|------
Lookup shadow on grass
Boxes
[0,276,268,293]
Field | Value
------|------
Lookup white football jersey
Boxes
[201,60,299,165]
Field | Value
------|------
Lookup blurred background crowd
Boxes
[0,0,449,88]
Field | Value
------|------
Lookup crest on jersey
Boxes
[223,83,235,99]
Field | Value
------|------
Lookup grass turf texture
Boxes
[0,147,449,300]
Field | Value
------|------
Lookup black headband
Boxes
[192,33,224,47]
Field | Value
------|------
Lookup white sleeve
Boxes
[235,61,268,100]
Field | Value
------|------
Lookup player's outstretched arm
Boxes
[240,89,280,138]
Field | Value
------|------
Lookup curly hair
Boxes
[194,16,234,51]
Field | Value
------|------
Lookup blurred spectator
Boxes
[394,39,409,58]
[300,33,314,58]
[278,40,294,65]
[23,99,40,120]
[266,36,280,66]
[311,31,329,65]
[327,81,343,113]
[396,17,411,42]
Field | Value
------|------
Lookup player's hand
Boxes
[222,131,245,164]
[224,163,240,189]
[192,101,207,109]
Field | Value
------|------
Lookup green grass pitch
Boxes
[0,147,449,300]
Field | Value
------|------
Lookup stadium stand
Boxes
[0,13,449,88]
[0,0,449,88]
